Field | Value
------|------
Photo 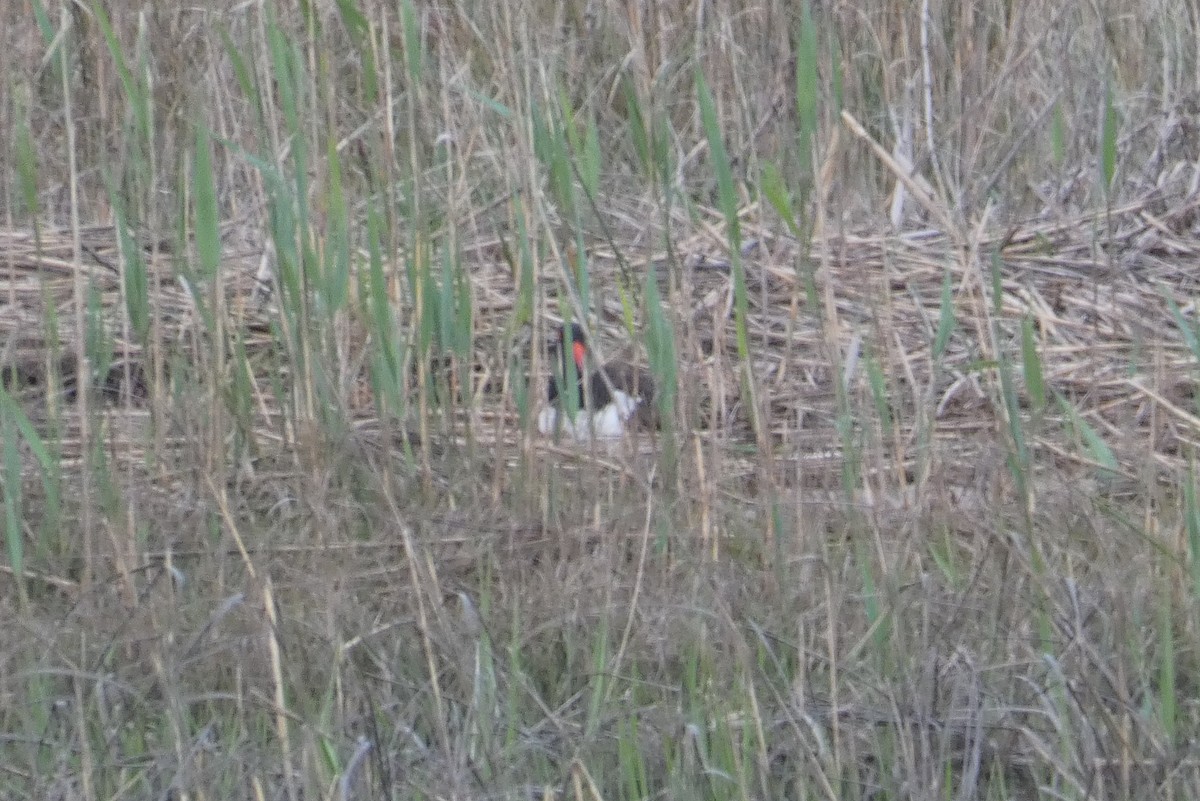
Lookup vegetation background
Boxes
[3,0,1200,798]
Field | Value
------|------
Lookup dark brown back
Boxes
[588,361,658,428]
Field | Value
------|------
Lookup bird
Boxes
[537,323,656,441]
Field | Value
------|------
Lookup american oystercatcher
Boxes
[537,323,656,441]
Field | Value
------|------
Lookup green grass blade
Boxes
[399,0,423,81]
[996,348,1028,498]
[651,107,675,206]
[218,26,266,132]
[829,21,844,110]
[619,716,649,800]
[697,67,752,423]
[512,209,535,328]
[13,90,40,219]
[91,2,151,142]
[866,349,892,441]
[0,390,53,481]
[362,202,399,410]
[622,74,650,175]
[761,162,799,238]
[452,249,473,363]
[1099,77,1118,195]
[1158,591,1176,747]
[322,138,350,315]
[533,102,574,221]
[2,413,26,607]
[1186,464,1200,597]
[228,334,256,448]
[0,389,56,574]
[29,0,54,45]
[644,264,677,477]
[265,7,301,136]
[1054,392,1119,475]
[696,70,740,247]
[1021,317,1045,414]
[85,283,113,394]
[193,126,221,283]
[644,266,677,420]
[561,87,601,200]
[1163,290,1200,363]
[107,182,150,344]
[1051,100,1067,165]
[333,0,370,42]
[932,269,955,362]
[989,252,1031,502]
[794,1,819,180]
[584,617,609,738]
[438,246,456,361]
[580,111,601,199]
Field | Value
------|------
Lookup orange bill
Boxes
[572,340,586,372]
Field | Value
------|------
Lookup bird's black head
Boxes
[547,323,588,403]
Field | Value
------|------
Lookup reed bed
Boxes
[4,0,1200,799]
[3,190,1196,484]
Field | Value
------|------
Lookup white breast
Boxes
[537,390,641,441]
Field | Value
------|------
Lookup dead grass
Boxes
[3,0,1200,799]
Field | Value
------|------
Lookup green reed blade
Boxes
[1099,77,1118,196]
[1021,317,1046,415]
[193,126,220,283]
[1055,392,1118,477]
[697,67,751,414]
[322,139,350,315]
[761,162,798,238]
[2,413,25,606]
[13,92,39,219]
[932,268,955,362]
